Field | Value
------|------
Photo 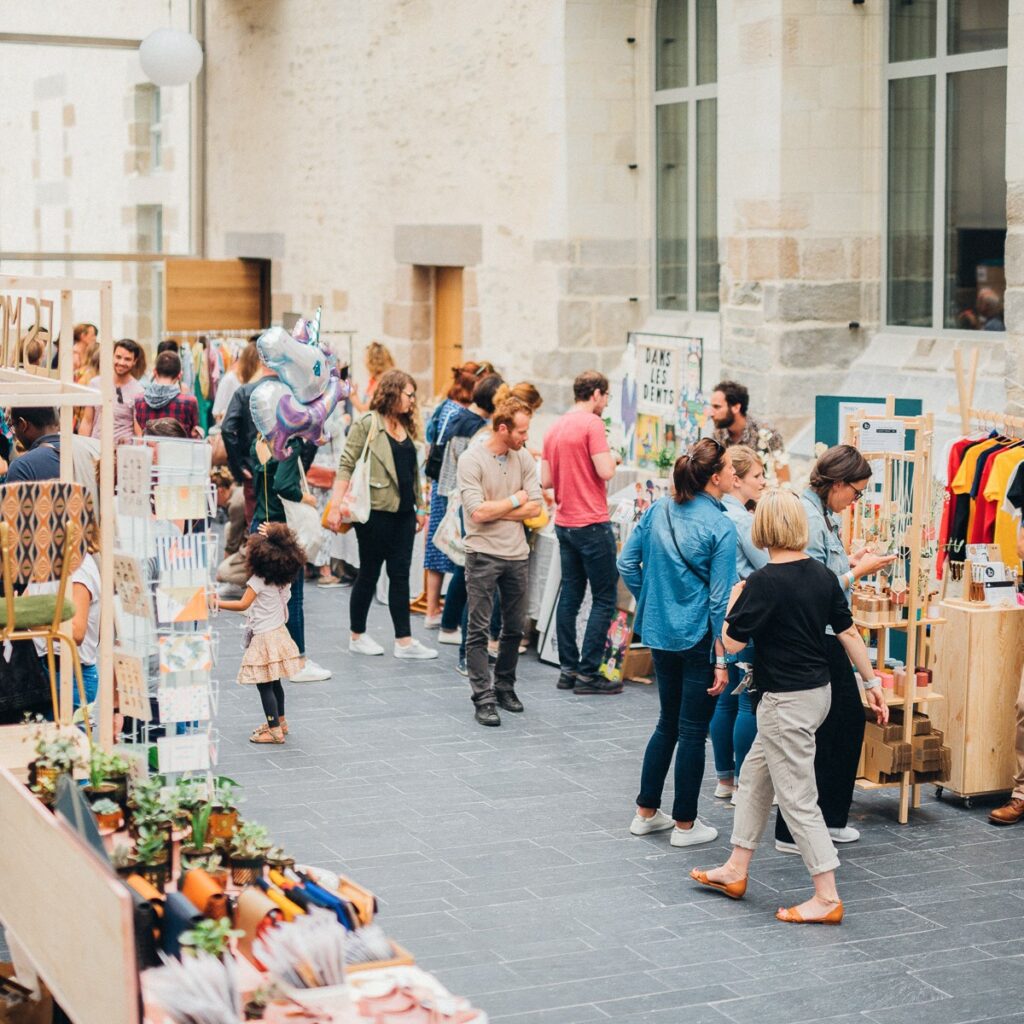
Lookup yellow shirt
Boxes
[987,449,1024,570]
[951,438,1001,541]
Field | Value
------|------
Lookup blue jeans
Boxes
[637,636,717,823]
[250,518,305,655]
[709,652,758,780]
[441,567,466,632]
[555,522,618,679]
[41,659,98,710]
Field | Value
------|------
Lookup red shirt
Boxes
[542,409,611,528]
[134,393,199,437]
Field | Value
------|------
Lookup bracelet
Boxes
[715,658,727,669]
[862,675,882,689]
[509,493,521,509]
[844,569,855,589]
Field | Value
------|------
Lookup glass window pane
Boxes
[0,43,191,255]
[2,0,194,38]
[696,98,718,312]
[890,0,936,62]
[948,0,1008,54]
[944,66,1007,330]
[887,76,935,327]
[656,0,688,90]
[657,103,688,311]
[696,0,717,86]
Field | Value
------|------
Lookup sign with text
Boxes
[634,335,682,417]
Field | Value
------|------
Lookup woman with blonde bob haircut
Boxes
[690,489,888,925]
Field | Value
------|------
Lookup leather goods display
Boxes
[257,879,305,922]
[125,875,163,970]
[160,892,205,959]
[234,887,282,965]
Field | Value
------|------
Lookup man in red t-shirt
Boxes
[541,370,622,695]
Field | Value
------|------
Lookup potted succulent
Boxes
[173,775,206,829]
[180,918,243,960]
[656,445,677,478]
[111,841,139,879]
[180,801,216,872]
[26,718,85,803]
[84,747,119,808]
[265,846,295,872]
[104,751,133,809]
[129,776,174,839]
[228,821,270,885]
[186,850,228,888]
[92,797,124,832]
[209,776,241,844]
[134,825,171,892]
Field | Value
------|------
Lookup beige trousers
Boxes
[1014,668,1024,801]
[731,686,840,876]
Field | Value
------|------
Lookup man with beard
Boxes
[709,380,789,485]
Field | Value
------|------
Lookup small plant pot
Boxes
[85,783,119,808]
[96,809,124,832]
[208,807,239,842]
[136,858,169,893]
[266,853,295,872]
[109,774,130,810]
[243,1001,266,1021]
[229,856,265,886]
[30,763,62,791]
[180,845,216,872]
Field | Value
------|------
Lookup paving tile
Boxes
[210,576,1024,1020]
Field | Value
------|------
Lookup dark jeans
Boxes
[257,680,285,727]
[441,566,467,632]
[350,510,417,638]
[709,652,758,780]
[250,517,304,655]
[464,551,529,706]
[555,522,618,679]
[637,636,716,823]
[776,634,864,841]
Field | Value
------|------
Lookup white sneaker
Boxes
[394,639,438,660]
[670,819,718,847]
[714,782,736,799]
[829,826,860,843]
[775,840,801,855]
[629,809,674,836]
[437,628,462,646]
[349,635,384,656]
[423,614,442,630]
[290,659,332,683]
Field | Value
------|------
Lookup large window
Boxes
[654,0,718,313]
[886,0,1008,331]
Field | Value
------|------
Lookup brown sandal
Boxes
[775,900,843,925]
[250,725,285,744]
[252,719,289,737]
[690,868,747,900]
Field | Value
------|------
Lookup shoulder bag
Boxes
[322,415,377,531]
[424,404,458,481]
[432,491,466,566]
[281,460,326,563]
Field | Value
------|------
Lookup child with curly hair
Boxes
[214,523,307,744]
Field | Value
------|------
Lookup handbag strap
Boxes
[297,458,309,496]
[662,501,709,587]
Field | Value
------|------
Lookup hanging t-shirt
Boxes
[985,447,1024,568]
[950,437,1000,555]
[937,437,979,578]
[968,442,1017,544]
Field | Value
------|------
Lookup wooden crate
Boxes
[931,600,1024,798]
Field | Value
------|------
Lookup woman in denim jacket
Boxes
[774,444,896,852]
[618,439,738,848]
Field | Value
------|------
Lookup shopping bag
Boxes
[432,494,466,566]
[281,462,326,563]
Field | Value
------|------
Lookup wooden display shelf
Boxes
[853,616,946,630]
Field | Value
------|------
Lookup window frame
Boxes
[882,1,1008,333]
[651,0,718,318]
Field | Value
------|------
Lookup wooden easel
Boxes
[846,396,944,823]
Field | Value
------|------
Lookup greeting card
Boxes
[154,485,209,520]
[158,633,213,675]
[116,446,153,517]
[155,585,208,624]
[158,684,212,722]
[156,533,211,586]
[114,650,151,721]
[157,733,211,772]
[113,554,151,619]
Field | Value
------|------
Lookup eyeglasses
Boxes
[848,482,867,501]
[116,387,123,405]
[402,390,416,399]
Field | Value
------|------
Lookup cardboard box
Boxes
[886,708,933,735]
[622,645,653,683]
[863,731,912,776]
[912,747,951,784]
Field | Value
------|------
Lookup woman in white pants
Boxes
[691,490,888,925]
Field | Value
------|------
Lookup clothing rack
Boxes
[161,328,260,340]
[845,396,944,824]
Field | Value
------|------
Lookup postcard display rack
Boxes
[844,399,949,824]
[113,437,221,776]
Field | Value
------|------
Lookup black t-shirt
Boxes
[388,433,418,512]
[725,558,853,693]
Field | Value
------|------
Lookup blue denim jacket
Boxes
[617,493,737,655]
[722,494,769,580]
[802,488,852,618]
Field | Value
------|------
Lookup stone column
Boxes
[717,0,882,437]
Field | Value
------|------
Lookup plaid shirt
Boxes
[134,393,199,436]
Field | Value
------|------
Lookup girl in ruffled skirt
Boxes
[214,523,306,744]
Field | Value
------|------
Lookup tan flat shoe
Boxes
[690,868,747,900]
[249,725,285,744]
[776,900,843,925]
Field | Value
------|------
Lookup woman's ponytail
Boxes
[673,438,727,504]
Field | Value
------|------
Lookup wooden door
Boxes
[165,258,270,331]
[433,267,463,396]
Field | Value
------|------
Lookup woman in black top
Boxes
[691,490,887,924]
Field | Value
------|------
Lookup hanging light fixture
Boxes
[139,26,203,87]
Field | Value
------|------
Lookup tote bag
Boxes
[432,492,466,566]
[281,461,326,563]
[342,416,376,525]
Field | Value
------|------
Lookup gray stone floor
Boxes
[213,581,1024,1024]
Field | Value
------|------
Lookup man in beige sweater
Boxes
[458,396,543,726]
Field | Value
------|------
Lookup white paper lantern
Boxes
[139,28,203,87]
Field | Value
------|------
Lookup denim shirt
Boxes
[722,494,769,580]
[617,493,737,655]
[802,488,851,603]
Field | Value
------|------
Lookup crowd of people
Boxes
[10,324,1018,927]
